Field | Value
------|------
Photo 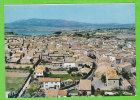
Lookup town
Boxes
[5,28,136,98]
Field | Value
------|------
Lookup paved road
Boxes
[17,76,31,98]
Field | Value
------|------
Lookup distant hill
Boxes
[5,18,135,32]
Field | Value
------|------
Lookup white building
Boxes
[106,70,119,87]
[34,66,45,78]
[64,61,76,67]
[78,79,91,96]
[39,78,61,91]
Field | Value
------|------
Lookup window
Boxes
[114,81,115,83]
[55,82,57,84]
[51,82,53,84]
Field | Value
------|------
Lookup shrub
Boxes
[101,74,106,83]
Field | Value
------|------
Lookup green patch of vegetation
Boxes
[26,80,40,95]
[111,87,135,96]
[69,89,78,93]
[67,67,78,74]
[6,77,26,91]
[48,74,82,80]
[43,67,50,77]
[6,67,32,73]
[101,74,106,83]
[94,91,102,96]
[122,70,130,80]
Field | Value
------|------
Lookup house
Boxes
[20,56,32,64]
[131,67,136,74]
[39,78,61,91]
[14,52,24,59]
[115,56,122,64]
[122,79,131,90]
[5,49,12,62]
[46,89,58,97]
[87,50,94,57]
[78,79,91,96]
[49,54,64,60]
[34,66,45,78]
[46,89,67,97]
[76,56,93,68]
[33,54,40,63]
[52,61,64,68]
[64,57,76,68]
[117,62,132,71]
[8,57,20,64]
[64,61,76,68]
[58,90,67,97]
[42,52,49,61]
[27,50,36,57]
[8,42,22,48]
[106,69,119,87]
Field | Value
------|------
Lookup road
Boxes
[16,60,41,98]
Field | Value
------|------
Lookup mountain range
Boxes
[5,18,135,32]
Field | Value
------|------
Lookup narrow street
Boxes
[16,59,41,98]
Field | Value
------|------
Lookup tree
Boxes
[41,60,46,65]
[97,88,100,92]
[24,66,30,70]
[27,88,34,95]
[43,67,50,77]
[54,31,62,36]
[118,44,123,49]
[101,74,106,83]
[67,67,78,74]
[9,87,15,91]
[84,64,90,68]
[29,68,33,73]
[118,91,124,96]
[101,90,105,96]
[122,70,130,80]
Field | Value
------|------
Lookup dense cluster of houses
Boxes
[5,31,136,97]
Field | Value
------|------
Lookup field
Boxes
[5,71,29,91]
[48,74,83,81]
[6,77,26,91]
[6,72,29,77]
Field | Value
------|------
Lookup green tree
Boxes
[43,67,50,77]
[118,45,123,49]
[54,31,62,36]
[122,70,130,80]
[101,90,105,96]
[29,68,33,73]
[101,74,106,83]
[24,66,30,70]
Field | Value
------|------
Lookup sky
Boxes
[4,4,135,24]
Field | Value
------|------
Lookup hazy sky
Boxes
[4,4,135,24]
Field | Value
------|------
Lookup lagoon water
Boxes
[14,31,55,36]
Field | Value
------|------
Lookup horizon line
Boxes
[5,18,135,25]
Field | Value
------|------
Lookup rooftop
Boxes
[46,89,58,97]
[39,78,60,82]
[46,89,67,97]
[35,66,45,73]
[78,79,91,91]
[106,69,119,79]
